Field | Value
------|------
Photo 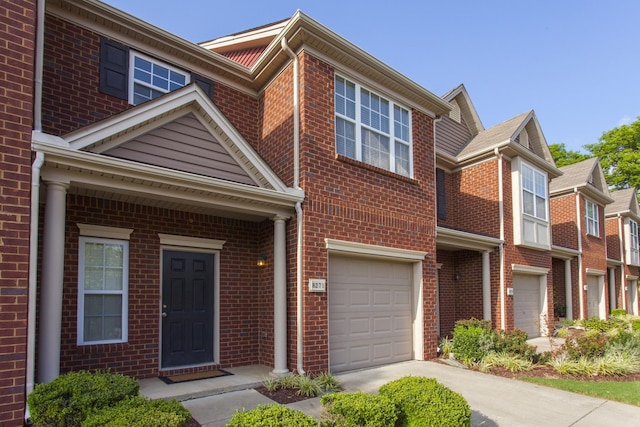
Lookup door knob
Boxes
[162,312,167,318]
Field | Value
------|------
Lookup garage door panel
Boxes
[329,255,413,372]
[513,274,541,338]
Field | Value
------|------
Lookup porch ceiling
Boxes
[436,226,502,252]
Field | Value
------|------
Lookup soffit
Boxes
[436,227,502,252]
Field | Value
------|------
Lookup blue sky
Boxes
[102,0,639,153]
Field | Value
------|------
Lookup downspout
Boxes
[618,214,626,311]
[494,148,506,330]
[26,0,46,422]
[576,189,584,319]
[281,38,305,374]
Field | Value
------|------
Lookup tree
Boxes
[585,117,640,192]
[548,143,591,167]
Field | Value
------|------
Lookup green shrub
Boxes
[611,308,627,317]
[28,370,139,426]
[479,352,533,373]
[494,329,536,360]
[314,372,341,393]
[227,404,318,426]
[452,318,496,364]
[550,353,640,376]
[296,375,322,397]
[321,391,397,427]
[438,337,454,356]
[633,319,640,332]
[83,396,191,427]
[378,376,471,427]
[580,317,615,333]
[565,332,608,360]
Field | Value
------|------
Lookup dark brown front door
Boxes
[161,250,214,368]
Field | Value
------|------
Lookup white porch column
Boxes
[272,216,288,375]
[564,259,573,320]
[37,181,68,383]
[482,251,491,322]
[608,268,616,311]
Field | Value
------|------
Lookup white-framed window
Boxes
[585,199,599,237]
[335,75,412,177]
[78,237,129,345]
[629,219,639,265]
[512,157,550,248]
[130,52,189,105]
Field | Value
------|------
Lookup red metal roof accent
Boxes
[221,46,267,68]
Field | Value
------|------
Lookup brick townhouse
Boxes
[3,1,636,426]
[605,188,640,315]
[434,85,562,339]
[549,158,614,320]
[1,0,455,424]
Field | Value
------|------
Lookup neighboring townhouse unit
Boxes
[435,85,562,339]
[1,1,457,423]
[550,158,614,321]
[605,188,640,315]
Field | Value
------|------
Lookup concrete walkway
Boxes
[142,360,640,427]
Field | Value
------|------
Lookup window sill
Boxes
[335,154,418,185]
[75,342,130,353]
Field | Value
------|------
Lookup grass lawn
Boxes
[521,378,640,407]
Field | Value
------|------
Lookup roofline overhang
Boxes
[550,185,614,206]
[436,226,502,252]
[32,139,304,217]
[456,140,563,177]
[605,210,640,222]
[607,258,623,267]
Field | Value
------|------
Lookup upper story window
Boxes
[335,75,412,177]
[585,199,600,237]
[629,219,639,265]
[130,52,189,105]
[512,157,550,249]
[100,38,213,104]
[436,168,446,220]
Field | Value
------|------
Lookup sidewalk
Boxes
[143,360,640,427]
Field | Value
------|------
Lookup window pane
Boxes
[105,244,123,267]
[85,243,104,266]
[104,295,123,315]
[133,68,151,84]
[395,141,410,177]
[105,268,123,290]
[84,267,104,290]
[153,63,169,79]
[134,56,151,72]
[153,75,169,90]
[536,196,546,219]
[170,71,186,86]
[535,172,546,197]
[522,166,533,191]
[336,118,356,158]
[523,191,534,215]
[85,294,103,315]
[104,316,123,340]
[362,128,389,169]
[84,316,103,342]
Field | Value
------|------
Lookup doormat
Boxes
[159,369,233,384]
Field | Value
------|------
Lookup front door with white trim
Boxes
[161,250,214,368]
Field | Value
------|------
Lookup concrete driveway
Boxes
[178,360,639,426]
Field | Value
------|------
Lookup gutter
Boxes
[26,0,46,422]
[576,189,584,318]
[494,148,506,330]
[618,214,626,311]
[281,38,305,374]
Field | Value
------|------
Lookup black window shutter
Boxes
[436,168,446,220]
[100,38,129,100]
[191,73,214,99]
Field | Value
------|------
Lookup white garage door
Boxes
[513,274,541,338]
[328,255,413,372]
[587,275,604,318]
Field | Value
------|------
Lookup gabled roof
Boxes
[52,1,451,116]
[605,188,639,219]
[33,84,303,221]
[442,84,484,136]
[455,110,560,176]
[549,158,613,205]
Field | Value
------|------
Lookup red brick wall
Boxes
[439,160,500,237]
[42,15,130,135]
[550,193,579,249]
[55,195,270,378]
[605,217,622,261]
[0,1,35,424]
[264,53,439,371]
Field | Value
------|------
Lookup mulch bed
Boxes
[254,385,313,404]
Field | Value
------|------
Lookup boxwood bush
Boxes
[378,376,471,427]
[452,318,495,363]
[321,391,397,427]
[27,370,139,426]
[83,396,191,427]
[227,404,318,426]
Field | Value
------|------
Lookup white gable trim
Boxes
[64,84,289,193]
